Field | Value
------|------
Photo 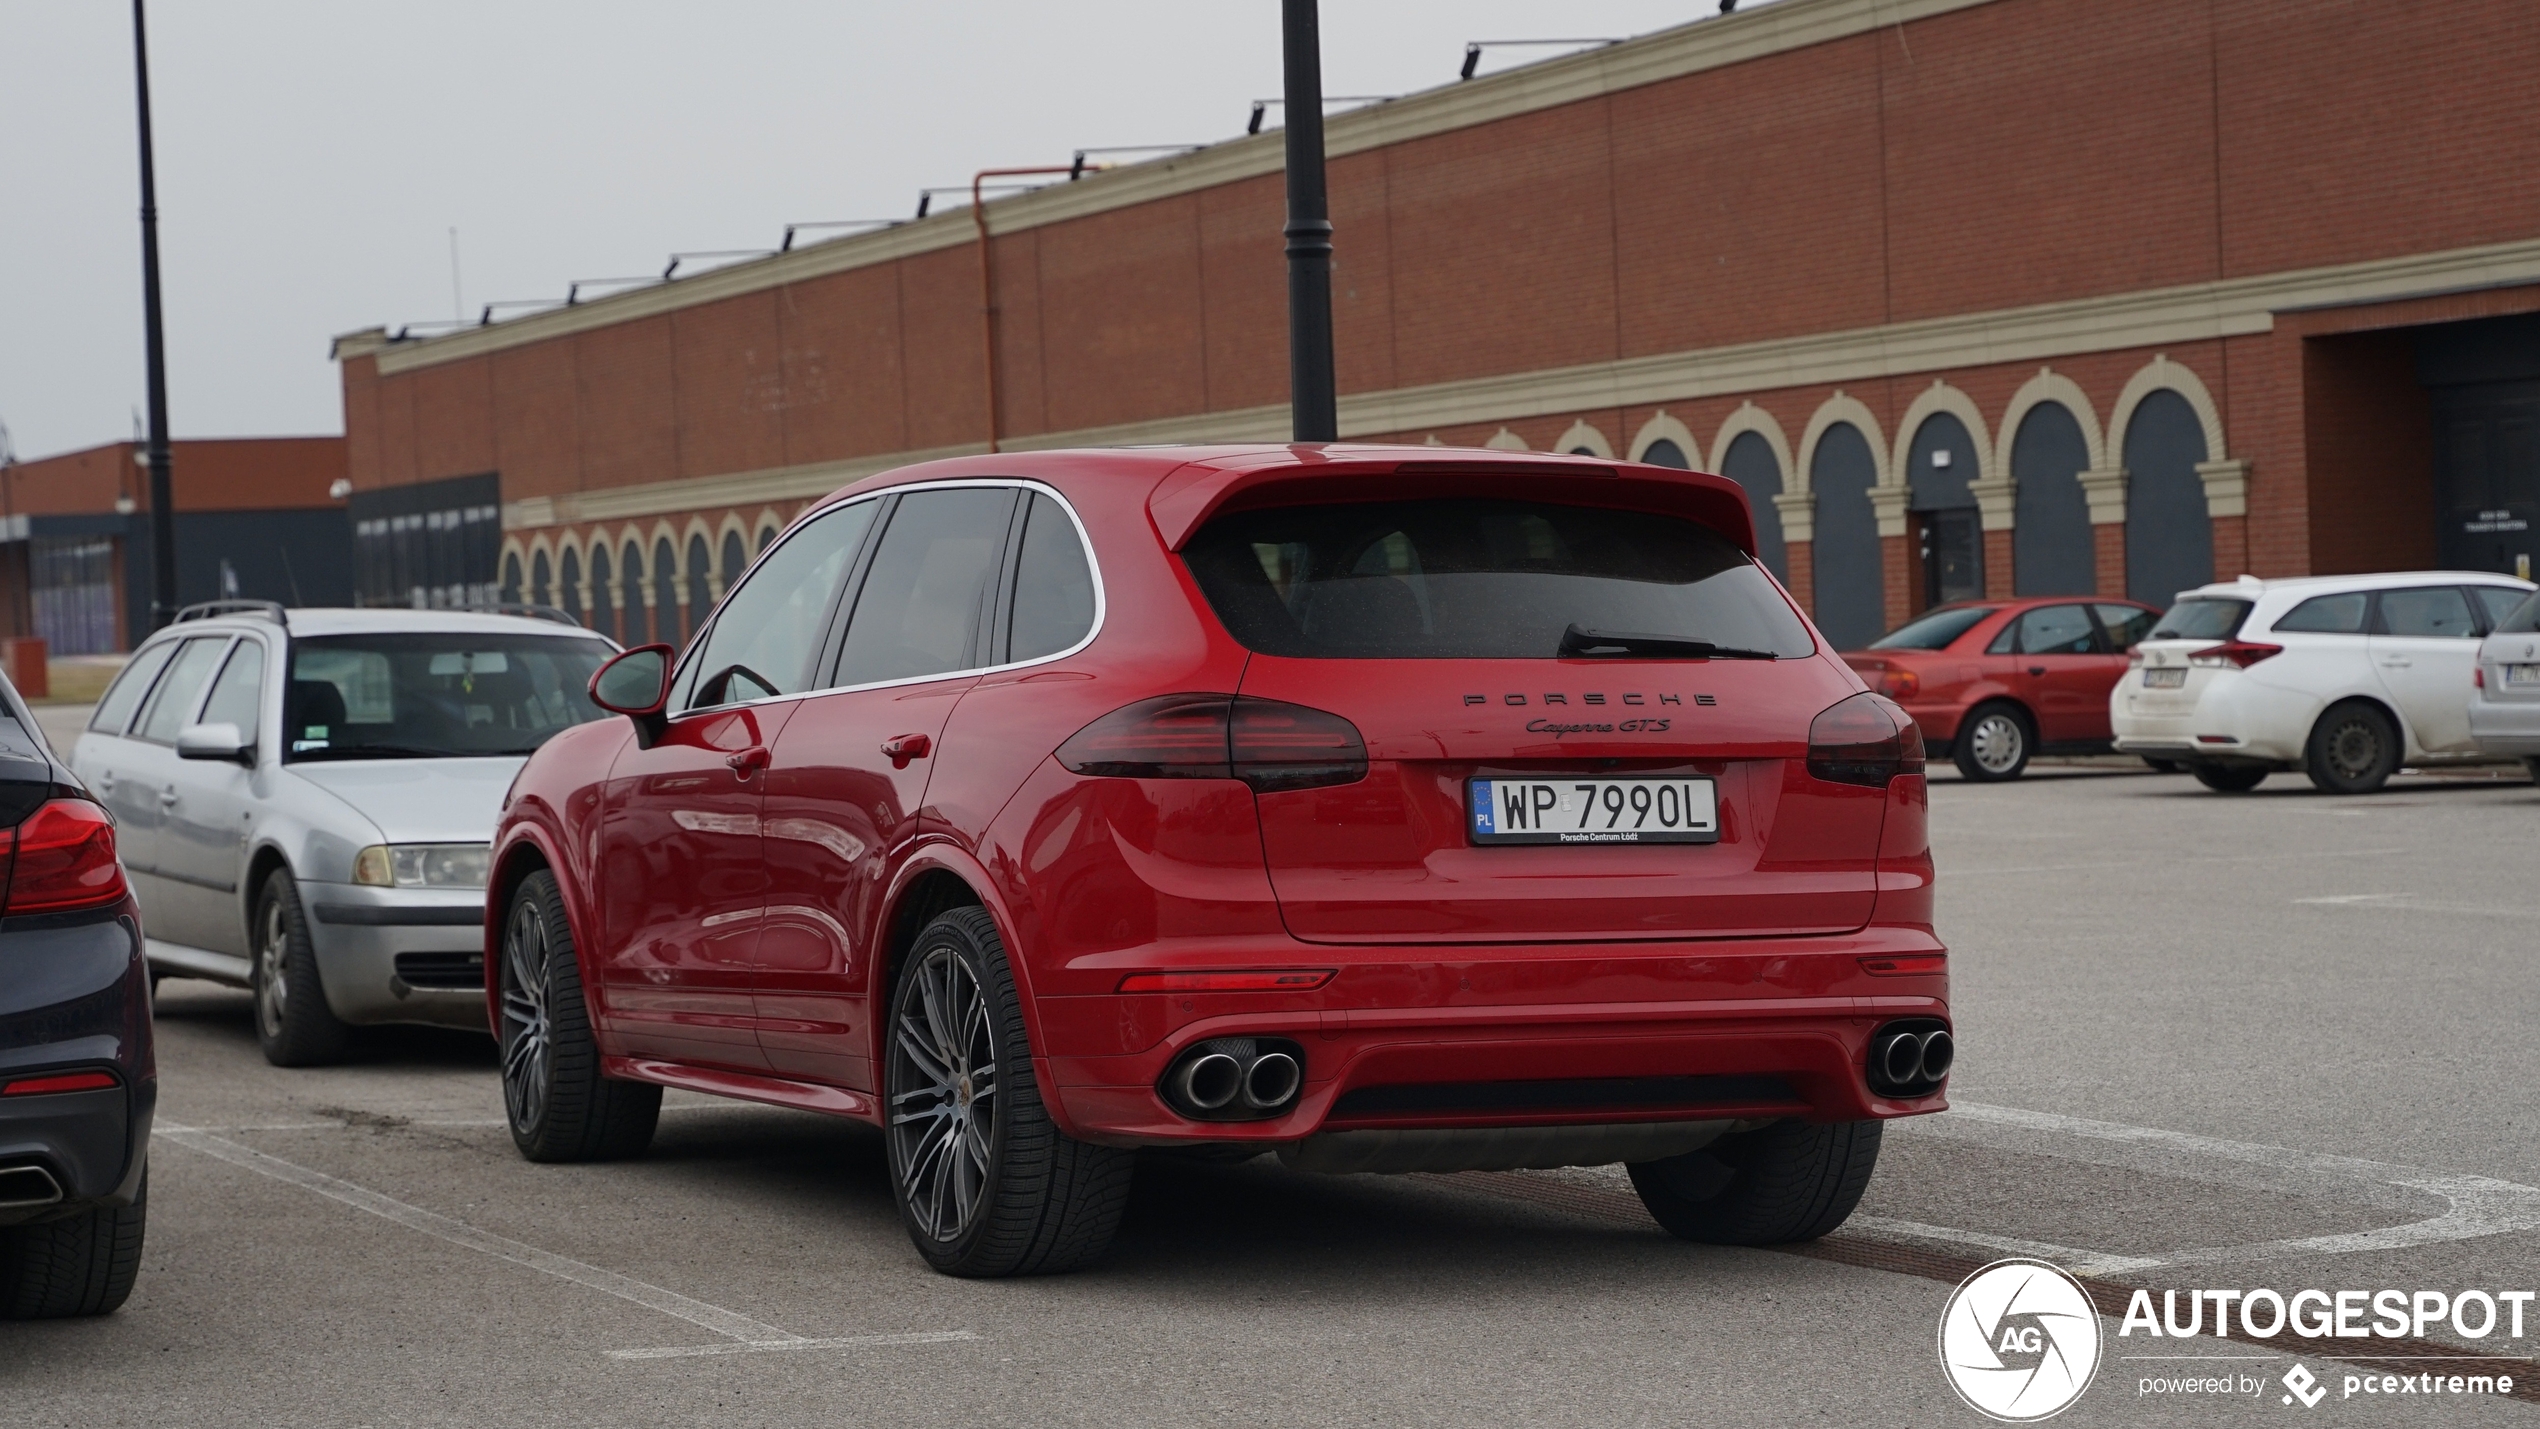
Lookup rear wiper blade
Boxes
[1559,624,1778,660]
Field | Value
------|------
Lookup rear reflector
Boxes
[1116,970,1335,993]
[2,798,128,916]
[1858,955,1947,976]
[1807,692,1925,788]
[1058,695,1367,792]
[2187,640,2282,669]
[2,1070,118,1096]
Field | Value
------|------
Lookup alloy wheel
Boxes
[500,899,553,1133]
[888,945,998,1244]
[254,898,289,1038]
[1968,712,2025,774]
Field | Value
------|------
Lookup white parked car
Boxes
[2111,572,2535,794]
[70,602,617,1064]
[2469,588,2540,780]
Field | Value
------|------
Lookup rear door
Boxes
[69,639,180,890]
[1187,496,1879,945]
[152,634,269,954]
[2008,604,2107,744]
[114,635,234,943]
[2368,585,2482,753]
[753,484,1019,1089]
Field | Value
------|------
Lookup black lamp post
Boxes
[132,0,178,629]
[1281,0,1337,443]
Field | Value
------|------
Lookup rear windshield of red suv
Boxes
[1182,498,1814,660]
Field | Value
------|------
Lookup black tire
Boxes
[2305,701,2400,795]
[500,870,660,1163]
[884,906,1133,1277]
[2141,757,2183,774]
[1951,703,2033,782]
[1627,1119,1881,1245]
[2191,763,2269,793]
[252,870,352,1067]
[0,1170,146,1318]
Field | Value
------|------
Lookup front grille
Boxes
[1331,1074,1800,1120]
[393,951,485,990]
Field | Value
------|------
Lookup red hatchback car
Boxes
[486,446,1948,1276]
[1841,597,2160,782]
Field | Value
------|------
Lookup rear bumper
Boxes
[2468,696,2540,756]
[2111,682,2308,764]
[0,901,154,1220]
[1036,931,1949,1146]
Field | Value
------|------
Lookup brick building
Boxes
[332,0,2540,652]
[0,437,354,652]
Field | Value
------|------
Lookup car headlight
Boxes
[352,843,491,889]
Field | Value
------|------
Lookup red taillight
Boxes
[1,1070,118,1096]
[1116,970,1335,993]
[1858,955,1947,977]
[1807,692,1924,788]
[1855,662,1919,699]
[2187,640,2282,670]
[2474,665,2485,689]
[1057,695,1367,793]
[2,798,127,916]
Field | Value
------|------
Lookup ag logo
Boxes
[1938,1258,2102,1421]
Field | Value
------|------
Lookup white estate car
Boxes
[2111,572,2535,794]
[70,603,616,1064]
[2469,588,2540,779]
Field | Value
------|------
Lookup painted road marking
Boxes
[2292,892,2533,919]
[608,1331,980,1361]
[157,1124,967,1356]
[1844,1214,2163,1278]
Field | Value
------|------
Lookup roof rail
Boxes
[466,602,585,628]
[174,600,289,626]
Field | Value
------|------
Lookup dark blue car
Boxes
[0,671,152,1317]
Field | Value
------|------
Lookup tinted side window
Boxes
[2471,586,2531,630]
[1005,493,1097,664]
[2017,605,2098,655]
[135,638,232,744]
[683,499,879,710]
[1986,622,2017,654]
[2093,604,2155,649]
[835,488,1017,687]
[2494,590,2540,634]
[2378,587,2476,638]
[90,641,179,735]
[199,640,266,733]
[2273,592,2369,634]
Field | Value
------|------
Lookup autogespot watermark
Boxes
[1941,1264,2530,1418]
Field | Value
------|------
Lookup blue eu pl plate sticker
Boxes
[1472,780,1496,835]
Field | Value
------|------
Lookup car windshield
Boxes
[283,632,614,762]
[2149,598,2252,641]
[1182,498,1814,660]
[1868,606,1997,651]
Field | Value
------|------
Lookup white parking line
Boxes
[1845,1214,2164,1278]
[1956,846,2407,877]
[2292,893,2534,919]
[1896,1102,2540,1273]
[608,1331,980,1361]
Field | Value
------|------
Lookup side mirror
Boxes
[176,722,252,764]
[589,644,674,747]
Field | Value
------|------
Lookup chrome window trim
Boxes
[670,477,1107,721]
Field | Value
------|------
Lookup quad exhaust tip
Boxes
[1869,1020,1952,1096]
[1162,1037,1306,1121]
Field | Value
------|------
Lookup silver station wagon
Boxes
[69,604,616,1064]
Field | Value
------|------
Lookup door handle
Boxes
[159,786,179,807]
[95,771,113,794]
[881,733,932,770]
[2026,666,2047,676]
[724,745,771,779]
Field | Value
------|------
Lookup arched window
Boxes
[588,545,613,640]
[2122,390,2213,605]
[2011,403,2094,596]
[685,534,713,643]
[1638,439,1690,470]
[530,550,552,610]
[758,524,778,554]
[1906,413,1982,607]
[620,542,646,644]
[1810,423,1883,650]
[653,538,679,648]
[1717,432,1786,584]
[559,548,583,626]
[720,530,748,596]
[500,552,523,608]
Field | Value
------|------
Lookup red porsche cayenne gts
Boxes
[486,445,1948,1277]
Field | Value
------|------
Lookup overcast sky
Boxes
[0,2,1774,463]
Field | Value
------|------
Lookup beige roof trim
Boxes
[500,234,2540,531]
[365,0,1998,377]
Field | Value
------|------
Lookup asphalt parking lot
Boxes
[8,707,2540,1424]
